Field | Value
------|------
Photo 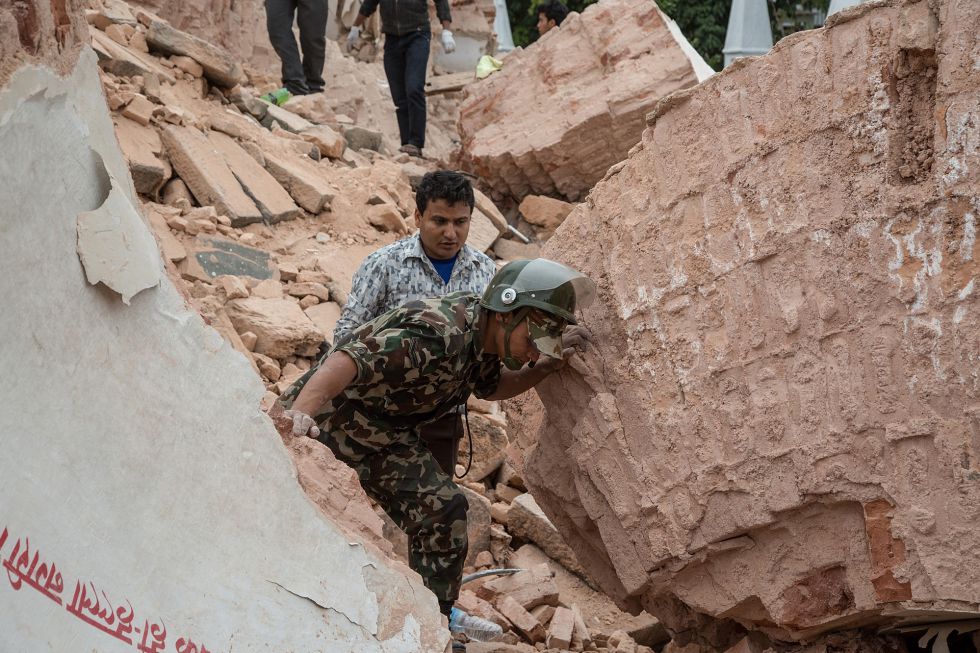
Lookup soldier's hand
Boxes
[284,409,320,438]
[542,325,592,372]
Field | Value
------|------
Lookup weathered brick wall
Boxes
[511,0,980,647]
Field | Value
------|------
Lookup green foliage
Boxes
[508,0,829,73]
[658,0,729,70]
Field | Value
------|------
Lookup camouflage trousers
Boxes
[316,419,469,611]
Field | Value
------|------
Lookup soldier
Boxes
[333,170,496,478]
[279,258,594,642]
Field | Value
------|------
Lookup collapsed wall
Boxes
[0,2,446,650]
[509,0,980,648]
[456,0,711,201]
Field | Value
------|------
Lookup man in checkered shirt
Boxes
[333,170,497,475]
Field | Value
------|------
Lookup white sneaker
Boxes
[449,608,503,642]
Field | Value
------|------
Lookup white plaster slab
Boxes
[76,176,161,304]
[0,48,447,653]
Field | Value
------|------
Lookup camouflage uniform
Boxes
[280,292,500,610]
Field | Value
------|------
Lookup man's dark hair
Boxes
[537,0,570,26]
[415,170,475,215]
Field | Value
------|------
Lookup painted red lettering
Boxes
[137,618,167,653]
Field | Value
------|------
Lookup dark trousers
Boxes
[383,31,431,149]
[418,412,462,476]
[265,0,328,95]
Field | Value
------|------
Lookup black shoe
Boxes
[399,144,422,157]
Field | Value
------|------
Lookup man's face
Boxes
[499,313,541,367]
[537,13,556,36]
[414,198,471,260]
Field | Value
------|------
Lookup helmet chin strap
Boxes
[501,307,531,370]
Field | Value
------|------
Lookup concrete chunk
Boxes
[89,0,137,29]
[261,103,315,133]
[171,54,203,77]
[482,563,559,611]
[90,27,176,84]
[145,204,187,262]
[497,596,546,643]
[0,4,448,650]
[366,203,407,233]
[468,207,503,253]
[343,125,383,152]
[206,131,300,224]
[225,297,324,358]
[304,301,342,344]
[518,195,575,231]
[287,281,330,301]
[546,607,575,650]
[160,125,262,225]
[113,115,171,195]
[301,125,346,159]
[120,93,155,126]
[508,494,588,578]
[456,590,509,630]
[457,412,508,482]
[473,188,509,232]
[260,149,335,214]
[143,17,244,87]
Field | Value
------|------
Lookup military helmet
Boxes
[480,258,595,324]
[481,259,595,369]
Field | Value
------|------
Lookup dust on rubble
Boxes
[88,1,646,650]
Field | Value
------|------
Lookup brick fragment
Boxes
[497,595,545,643]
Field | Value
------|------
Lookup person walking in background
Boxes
[536,0,570,36]
[346,0,456,157]
[263,0,329,104]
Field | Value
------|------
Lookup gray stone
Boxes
[343,126,383,152]
[508,494,588,579]
[461,486,492,568]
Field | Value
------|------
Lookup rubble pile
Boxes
[456,0,709,201]
[123,0,277,71]
[120,0,482,161]
[83,7,664,650]
[83,0,519,409]
[509,0,980,650]
[443,405,671,653]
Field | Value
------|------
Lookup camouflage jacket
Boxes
[282,293,501,436]
[332,233,496,346]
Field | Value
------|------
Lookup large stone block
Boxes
[160,124,264,224]
[457,0,707,201]
[206,131,300,224]
[507,493,589,580]
[225,297,324,358]
[142,15,244,87]
[508,0,980,648]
